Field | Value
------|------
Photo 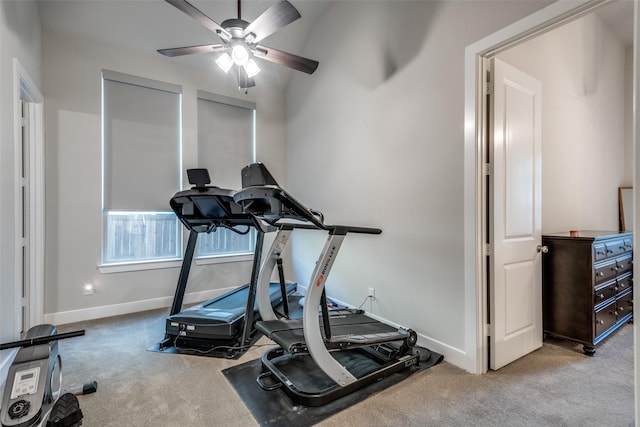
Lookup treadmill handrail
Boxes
[233,186,382,236]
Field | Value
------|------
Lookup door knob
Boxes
[537,245,549,253]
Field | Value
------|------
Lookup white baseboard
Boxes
[43,287,237,326]
[44,285,468,370]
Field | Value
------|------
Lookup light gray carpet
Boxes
[55,309,634,426]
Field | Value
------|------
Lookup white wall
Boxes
[41,29,289,323]
[285,0,553,369]
[498,12,628,233]
[0,0,41,372]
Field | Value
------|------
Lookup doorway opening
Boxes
[13,58,45,337]
[464,0,637,377]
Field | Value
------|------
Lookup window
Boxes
[196,91,256,258]
[102,71,182,265]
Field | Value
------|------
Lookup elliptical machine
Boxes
[0,325,96,427]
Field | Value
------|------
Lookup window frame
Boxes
[99,70,183,271]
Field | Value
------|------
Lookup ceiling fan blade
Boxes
[165,0,231,40]
[158,44,226,57]
[243,0,301,43]
[236,66,256,89]
[255,45,318,74]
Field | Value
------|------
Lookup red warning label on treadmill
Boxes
[316,274,324,287]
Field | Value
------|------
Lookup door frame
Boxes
[464,0,635,375]
[13,58,45,334]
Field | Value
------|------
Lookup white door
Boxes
[489,58,542,370]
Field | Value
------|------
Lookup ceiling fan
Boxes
[158,0,319,90]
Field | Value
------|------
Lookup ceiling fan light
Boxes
[245,59,261,78]
[231,44,249,66]
[216,53,234,73]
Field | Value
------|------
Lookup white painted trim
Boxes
[633,1,639,423]
[28,102,45,328]
[13,61,23,338]
[464,0,614,375]
[98,259,182,274]
[194,253,253,265]
[97,253,253,274]
[13,58,45,336]
[43,287,238,326]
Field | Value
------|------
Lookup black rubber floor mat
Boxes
[222,347,443,426]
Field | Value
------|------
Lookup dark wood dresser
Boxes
[542,231,633,355]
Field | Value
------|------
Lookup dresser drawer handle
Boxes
[598,272,605,276]
[597,320,605,325]
[598,293,605,299]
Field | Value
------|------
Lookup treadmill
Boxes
[233,163,425,406]
[158,168,296,358]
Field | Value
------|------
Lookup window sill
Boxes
[98,259,182,274]
[195,253,253,265]
[98,253,253,273]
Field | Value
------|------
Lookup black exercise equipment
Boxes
[233,163,423,407]
[0,325,97,427]
[158,168,296,358]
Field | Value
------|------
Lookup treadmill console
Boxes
[187,168,211,189]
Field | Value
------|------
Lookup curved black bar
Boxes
[0,330,85,351]
[234,163,382,235]
[233,185,327,230]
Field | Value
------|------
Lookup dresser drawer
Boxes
[593,243,607,261]
[594,280,617,304]
[595,300,617,338]
[615,254,633,276]
[594,260,618,285]
[605,239,626,258]
[616,273,633,295]
[616,289,633,318]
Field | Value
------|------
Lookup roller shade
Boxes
[103,70,181,211]
[197,91,255,190]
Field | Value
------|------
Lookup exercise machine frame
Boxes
[234,163,420,406]
[0,325,95,427]
[159,168,295,358]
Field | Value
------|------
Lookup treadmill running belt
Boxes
[166,282,296,341]
[257,312,407,354]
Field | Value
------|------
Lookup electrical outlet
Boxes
[83,283,95,295]
[368,287,375,299]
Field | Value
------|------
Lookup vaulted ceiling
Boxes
[37,0,634,88]
[38,0,333,87]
